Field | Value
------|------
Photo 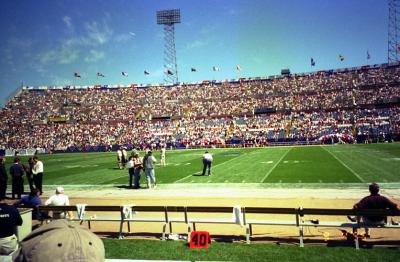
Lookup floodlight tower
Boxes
[388,0,400,62]
[157,9,180,84]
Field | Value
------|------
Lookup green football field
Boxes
[4,143,400,188]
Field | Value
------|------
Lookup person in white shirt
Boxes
[32,156,44,195]
[160,145,166,167]
[202,151,213,176]
[117,148,123,169]
[143,150,157,189]
[127,156,135,188]
[122,147,128,168]
[45,187,73,219]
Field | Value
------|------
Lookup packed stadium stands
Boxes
[1,62,399,152]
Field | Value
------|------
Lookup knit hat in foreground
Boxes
[16,219,104,262]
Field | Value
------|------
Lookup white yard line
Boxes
[173,152,249,183]
[321,146,365,183]
[261,148,292,182]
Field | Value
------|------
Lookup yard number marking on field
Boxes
[261,148,292,182]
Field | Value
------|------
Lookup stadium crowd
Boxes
[0,63,399,151]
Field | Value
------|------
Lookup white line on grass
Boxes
[321,146,365,183]
[261,148,292,182]
[173,152,246,183]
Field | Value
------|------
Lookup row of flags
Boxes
[74,51,374,78]
[74,65,243,78]
[310,51,371,67]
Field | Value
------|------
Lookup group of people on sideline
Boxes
[125,148,158,189]
[0,156,44,200]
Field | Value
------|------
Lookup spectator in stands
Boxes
[32,156,44,195]
[14,188,42,220]
[15,220,105,261]
[9,157,24,199]
[202,151,213,176]
[0,157,7,199]
[143,150,157,189]
[0,195,23,256]
[45,187,73,219]
[349,183,399,237]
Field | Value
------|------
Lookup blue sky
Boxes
[0,0,388,106]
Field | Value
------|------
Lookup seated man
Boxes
[349,183,399,236]
[0,196,23,256]
[45,187,73,219]
[14,189,43,220]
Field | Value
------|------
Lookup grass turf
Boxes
[103,238,400,261]
[4,143,400,186]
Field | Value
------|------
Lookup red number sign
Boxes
[189,231,210,248]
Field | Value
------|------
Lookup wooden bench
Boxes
[34,205,400,248]
[299,208,400,249]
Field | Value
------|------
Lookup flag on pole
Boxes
[212,66,220,71]
[236,64,241,71]
[367,51,371,60]
[121,72,128,77]
[74,72,81,78]
[311,58,316,66]
[339,54,344,61]
[144,70,150,75]
[97,72,105,77]
[167,69,174,75]
[191,67,197,72]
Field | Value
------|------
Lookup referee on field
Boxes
[202,151,213,176]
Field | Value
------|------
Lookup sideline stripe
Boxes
[321,146,365,183]
[173,149,263,183]
[261,148,292,182]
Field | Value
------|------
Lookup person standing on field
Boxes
[160,145,166,167]
[143,150,157,189]
[202,151,213,176]
[127,156,135,188]
[0,157,8,199]
[117,147,123,169]
[133,153,143,189]
[32,156,44,195]
[10,157,25,199]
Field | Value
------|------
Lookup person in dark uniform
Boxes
[0,157,7,199]
[24,157,35,192]
[9,157,25,199]
[0,196,23,255]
